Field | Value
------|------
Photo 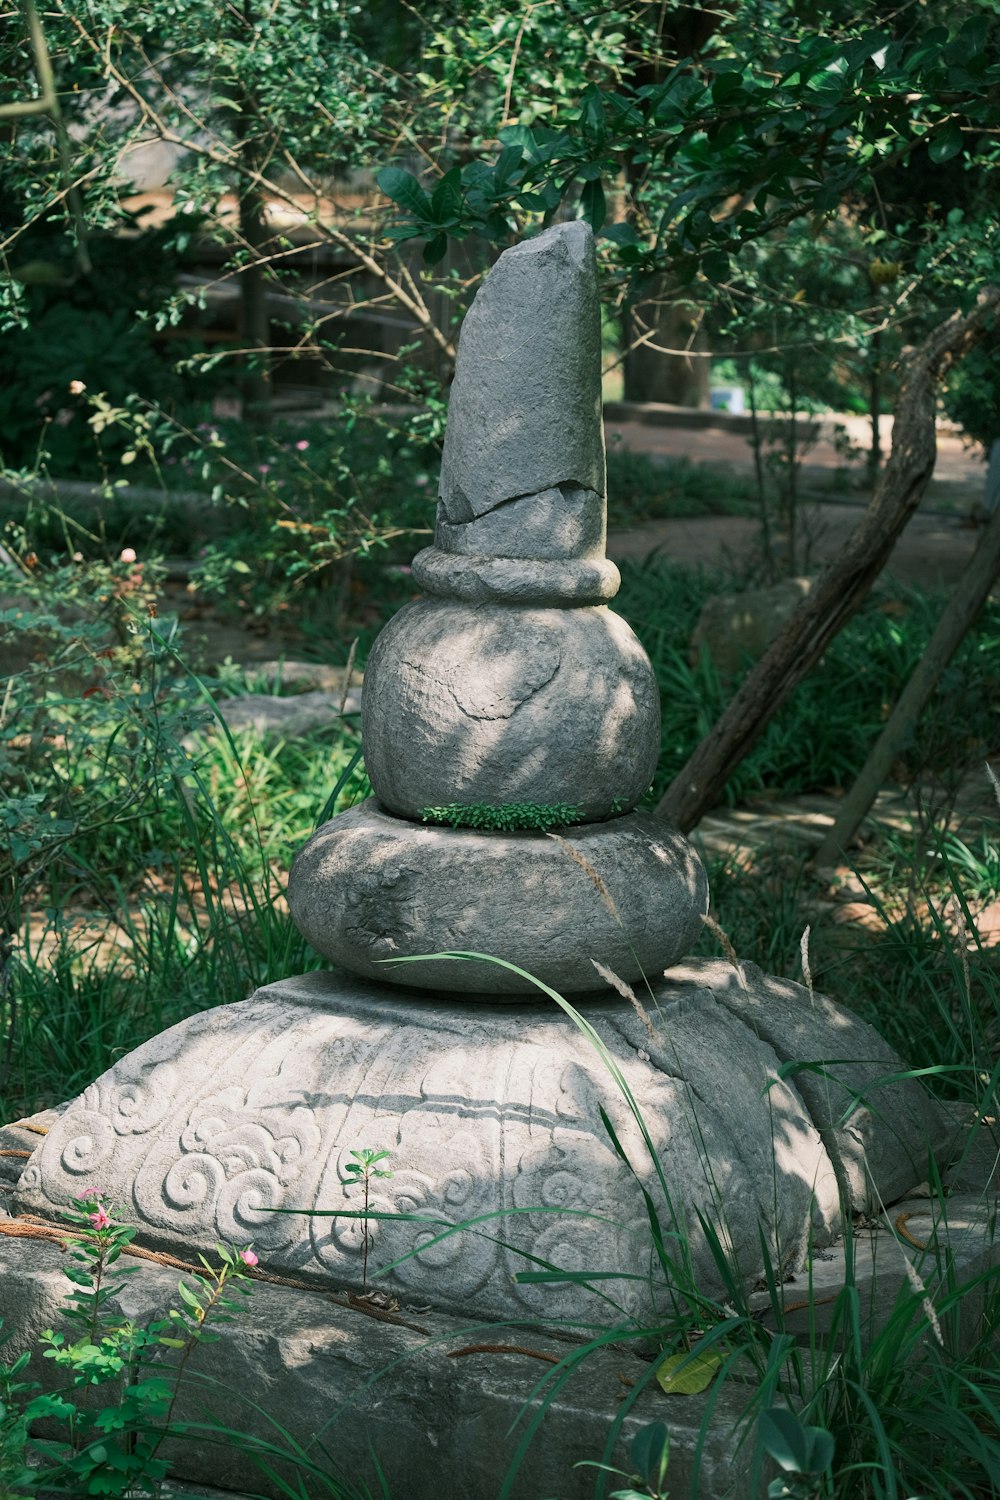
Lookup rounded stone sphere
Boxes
[361,600,660,823]
[287,800,708,995]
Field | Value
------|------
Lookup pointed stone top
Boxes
[438,221,606,525]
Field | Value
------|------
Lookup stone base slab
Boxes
[0,1189,996,1500]
[0,1232,753,1500]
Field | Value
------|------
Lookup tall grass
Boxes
[1,602,368,1117]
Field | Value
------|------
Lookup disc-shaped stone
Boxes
[287,801,707,994]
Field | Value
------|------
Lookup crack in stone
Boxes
[398,651,561,722]
[443,479,598,526]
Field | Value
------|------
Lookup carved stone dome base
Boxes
[17,962,947,1329]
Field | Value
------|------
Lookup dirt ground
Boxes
[606,500,983,589]
[605,411,988,590]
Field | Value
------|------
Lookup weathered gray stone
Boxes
[4,1187,996,1499]
[288,803,706,992]
[691,577,813,677]
[0,1234,756,1500]
[213,688,361,739]
[18,966,849,1325]
[439,222,605,523]
[0,1106,65,1190]
[747,1189,1000,1348]
[665,959,950,1212]
[435,483,606,561]
[361,601,659,820]
[409,546,621,605]
[243,660,364,695]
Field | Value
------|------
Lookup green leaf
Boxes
[656,1349,722,1394]
[382,223,425,243]
[580,179,607,233]
[176,1280,203,1311]
[25,1392,76,1420]
[422,233,448,266]
[759,1407,834,1475]
[712,72,743,105]
[376,166,432,222]
[430,166,462,221]
[631,1422,670,1487]
[493,144,523,191]
[928,120,963,164]
[602,221,640,248]
[498,123,537,159]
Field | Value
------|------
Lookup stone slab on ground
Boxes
[1,1186,997,1499]
[212,688,361,739]
[749,1189,1000,1347]
[0,1233,754,1500]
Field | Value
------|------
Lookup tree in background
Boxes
[5,1,997,458]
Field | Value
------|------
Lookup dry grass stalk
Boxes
[701,912,749,993]
[339,637,359,718]
[947,894,971,1001]
[903,1258,944,1347]
[590,959,656,1042]
[986,760,1000,812]
[548,834,622,923]
[800,924,815,1004]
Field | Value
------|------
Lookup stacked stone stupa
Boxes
[288,222,708,994]
[16,223,947,1330]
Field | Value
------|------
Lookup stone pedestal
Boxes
[17,960,947,1329]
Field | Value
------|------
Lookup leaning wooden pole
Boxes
[654,289,1000,834]
[814,499,1000,868]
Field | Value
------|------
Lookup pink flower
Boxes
[68,379,86,396]
[294,440,309,451]
[83,1185,103,1198]
[239,1248,259,1267]
[119,547,137,564]
[257,464,271,475]
[90,1206,112,1230]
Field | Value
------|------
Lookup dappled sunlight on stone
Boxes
[10,220,952,1377]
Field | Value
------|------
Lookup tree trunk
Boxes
[813,498,1000,867]
[623,291,710,406]
[654,289,1000,834]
